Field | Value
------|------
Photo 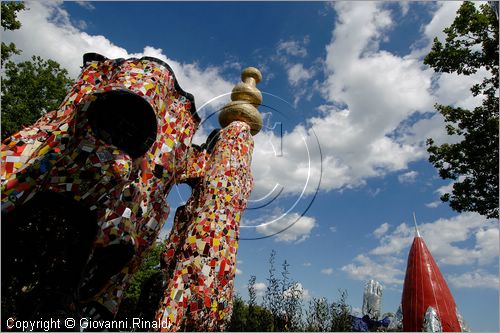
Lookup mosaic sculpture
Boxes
[1,52,262,330]
[402,223,469,332]
[156,67,263,331]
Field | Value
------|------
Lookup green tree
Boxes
[228,294,249,332]
[1,56,73,140]
[263,251,304,331]
[1,1,26,64]
[115,240,166,322]
[305,297,331,332]
[424,1,499,219]
[247,275,259,331]
[280,261,303,331]
[122,240,165,303]
[264,250,284,331]
[330,289,352,332]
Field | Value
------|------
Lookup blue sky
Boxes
[3,1,499,330]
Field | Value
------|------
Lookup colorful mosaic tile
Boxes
[1,53,199,317]
[2,51,262,331]
[156,121,254,331]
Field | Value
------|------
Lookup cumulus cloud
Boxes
[75,1,95,10]
[254,212,317,243]
[250,1,488,202]
[342,254,405,285]
[322,2,434,162]
[436,179,457,197]
[321,268,334,275]
[425,200,441,209]
[373,222,390,238]
[448,270,499,290]
[277,37,309,57]
[343,213,499,288]
[253,282,267,297]
[398,171,418,183]
[3,1,234,114]
[374,213,499,266]
[287,63,313,86]
[251,2,438,199]
[410,1,486,110]
[411,2,462,58]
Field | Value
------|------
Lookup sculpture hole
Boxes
[88,91,157,158]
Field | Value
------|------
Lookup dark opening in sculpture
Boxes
[88,91,157,159]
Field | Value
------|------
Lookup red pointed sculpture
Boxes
[402,226,461,332]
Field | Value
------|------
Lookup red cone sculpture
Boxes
[402,227,461,332]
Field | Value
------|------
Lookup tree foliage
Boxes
[264,250,285,330]
[305,297,331,331]
[227,251,359,332]
[1,1,25,64]
[1,56,73,140]
[115,240,166,322]
[424,1,499,219]
[262,251,304,331]
[330,289,353,332]
[229,293,274,332]
[122,240,166,303]
[247,275,259,331]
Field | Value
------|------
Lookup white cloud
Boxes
[448,270,499,290]
[425,176,464,208]
[274,37,318,106]
[342,254,405,285]
[321,268,334,275]
[75,1,95,10]
[344,212,499,288]
[398,171,418,183]
[409,1,486,114]
[425,200,441,208]
[3,1,234,114]
[436,180,456,196]
[412,2,462,58]
[251,2,437,198]
[373,222,390,238]
[249,1,490,201]
[370,222,413,256]
[287,63,313,86]
[254,282,267,297]
[424,177,464,209]
[277,37,309,57]
[399,2,410,16]
[433,69,487,110]
[373,213,499,266]
[236,268,243,275]
[255,213,316,244]
[303,262,312,267]
[329,226,337,233]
